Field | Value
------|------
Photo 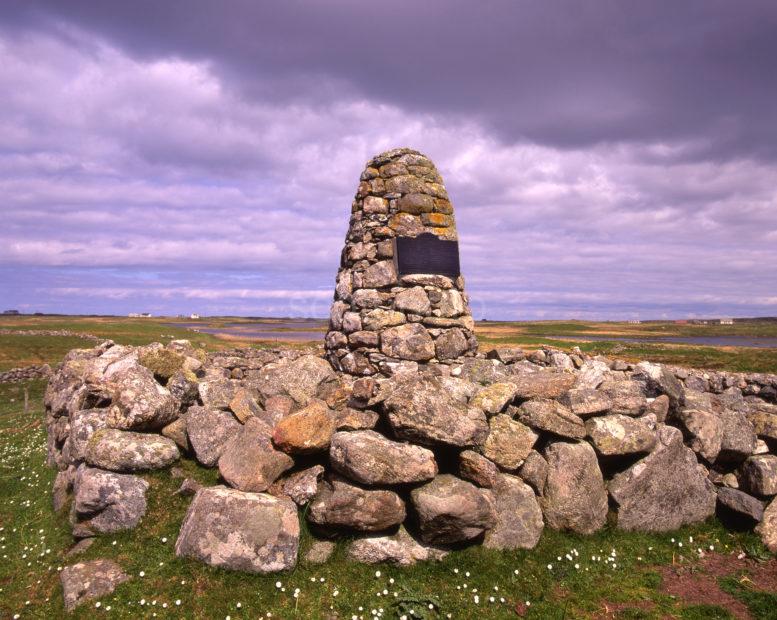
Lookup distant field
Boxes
[1,315,776,373]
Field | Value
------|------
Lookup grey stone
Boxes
[229,388,263,423]
[437,289,466,317]
[380,323,435,361]
[559,388,612,417]
[718,410,757,463]
[515,399,586,439]
[599,380,647,416]
[470,382,517,415]
[510,370,576,400]
[308,476,406,532]
[304,540,336,564]
[486,347,525,364]
[352,288,383,309]
[645,395,670,422]
[394,286,431,315]
[675,408,722,462]
[383,376,488,448]
[518,450,548,495]
[362,309,406,331]
[329,430,437,485]
[541,441,607,534]
[574,360,610,389]
[608,426,716,532]
[85,429,179,472]
[585,415,656,456]
[756,498,777,552]
[740,455,777,496]
[347,526,447,566]
[218,418,294,492]
[161,416,190,452]
[717,487,765,522]
[342,312,362,334]
[635,362,685,411]
[362,260,397,288]
[458,450,499,488]
[410,474,495,545]
[186,406,241,467]
[254,354,335,406]
[71,465,148,535]
[198,378,239,410]
[175,486,299,574]
[272,465,325,505]
[434,328,470,360]
[60,559,129,612]
[483,474,543,550]
[482,414,538,470]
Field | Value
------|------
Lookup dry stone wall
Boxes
[325,148,477,376]
[43,337,777,588]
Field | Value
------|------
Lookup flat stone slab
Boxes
[175,486,299,574]
[60,559,129,611]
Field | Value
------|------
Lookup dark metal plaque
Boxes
[394,233,460,279]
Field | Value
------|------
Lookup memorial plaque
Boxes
[394,233,461,279]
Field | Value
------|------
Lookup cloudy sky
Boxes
[2,1,776,320]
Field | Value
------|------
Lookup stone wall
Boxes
[43,338,777,583]
[0,364,51,383]
[325,148,477,376]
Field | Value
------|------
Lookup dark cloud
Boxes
[0,1,776,319]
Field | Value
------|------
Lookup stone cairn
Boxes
[43,149,777,609]
[325,148,477,376]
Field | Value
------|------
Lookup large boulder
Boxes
[608,426,716,532]
[675,408,722,462]
[585,414,656,456]
[253,355,335,405]
[175,486,299,574]
[740,455,777,497]
[410,474,495,545]
[60,559,129,612]
[308,477,406,532]
[272,400,338,454]
[218,418,294,492]
[186,406,241,467]
[347,526,447,566]
[383,376,488,448]
[84,429,180,472]
[483,474,543,550]
[329,430,437,485]
[540,441,607,534]
[71,465,148,536]
[747,403,777,441]
[482,414,538,470]
[574,360,611,389]
[380,323,436,361]
[515,399,586,439]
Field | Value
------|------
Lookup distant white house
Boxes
[128,313,152,318]
[190,313,200,320]
[719,318,734,325]
[627,319,641,324]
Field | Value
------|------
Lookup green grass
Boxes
[0,380,774,619]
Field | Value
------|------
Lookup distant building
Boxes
[719,318,734,325]
[128,313,152,318]
[2,309,20,315]
[627,319,641,324]
[190,313,200,319]
[674,320,688,325]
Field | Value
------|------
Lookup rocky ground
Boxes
[38,336,777,612]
